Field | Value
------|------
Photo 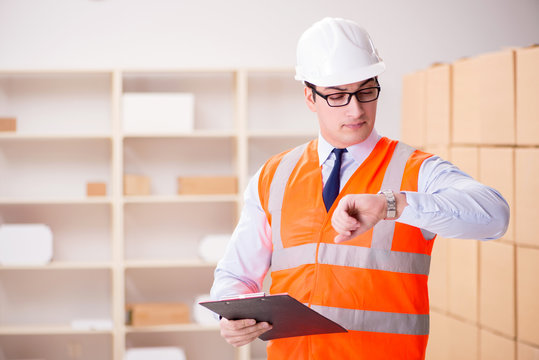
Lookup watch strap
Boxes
[378,189,397,220]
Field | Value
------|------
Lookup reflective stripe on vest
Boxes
[310,304,429,335]
[371,142,415,250]
[268,143,308,251]
[272,242,431,275]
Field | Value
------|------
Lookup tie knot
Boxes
[333,148,347,157]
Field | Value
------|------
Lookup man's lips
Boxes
[342,121,366,129]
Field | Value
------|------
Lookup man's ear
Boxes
[304,86,317,113]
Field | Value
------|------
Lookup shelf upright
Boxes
[111,69,125,360]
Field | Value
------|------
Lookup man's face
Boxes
[305,78,379,148]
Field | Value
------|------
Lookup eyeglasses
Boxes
[309,85,381,107]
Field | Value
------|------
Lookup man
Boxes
[210,17,509,359]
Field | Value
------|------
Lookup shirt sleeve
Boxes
[210,168,273,301]
[398,155,510,240]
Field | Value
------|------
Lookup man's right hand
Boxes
[219,318,272,347]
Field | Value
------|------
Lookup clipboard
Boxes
[199,293,347,340]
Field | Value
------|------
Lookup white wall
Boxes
[0,0,537,139]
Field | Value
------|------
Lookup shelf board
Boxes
[125,323,219,333]
[0,261,112,271]
[0,325,113,335]
[0,133,112,140]
[124,259,217,269]
[123,194,239,204]
[123,130,236,139]
[0,197,112,205]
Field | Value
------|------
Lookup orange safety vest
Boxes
[258,137,435,360]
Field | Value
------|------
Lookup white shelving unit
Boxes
[0,68,316,360]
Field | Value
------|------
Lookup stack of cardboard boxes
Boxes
[401,46,539,360]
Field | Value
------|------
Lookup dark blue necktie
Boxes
[323,148,347,211]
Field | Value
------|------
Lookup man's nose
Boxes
[345,94,365,117]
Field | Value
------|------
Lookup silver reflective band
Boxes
[371,142,415,250]
[311,304,430,335]
[271,243,431,276]
[268,143,308,251]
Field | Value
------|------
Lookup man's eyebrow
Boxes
[324,78,374,92]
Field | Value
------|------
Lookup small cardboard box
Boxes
[450,146,479,179]
[480,330,515,360]
[515,148,539,247]
[479,147,514,241]
[477,49,515,145]
[425,63,451,146]
[479,241,515,336]
[123,93,194,134]
[448,239,478,321]
[0,117,16,132]
[178,176,237,195]
[517,247,539,346]
[401,70,426,149]
[452,56,482,144]
[87,182,107,197]
[516,46,539,145]
[127,303,190,326]
[124,175,151,196]
[447,317,479,360]
[428,236,449,312]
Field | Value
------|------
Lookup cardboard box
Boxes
[450,146,479,179]
[177,176,237,195]
[424,145,450,162]
[124,175,151,196]
[452,57,482,144]
[426,64,451,146]
[401,70,426,149]
[517,247,539,346]
[448,238,478,321]
[515,149,539,247]
[447,317,479,360]
[425,312,450,360]
[127,303,190,326]
[428,236,449,311]
[480,330,516,360]
[516,46,539,145]
[0,117,16,132]
[479,147,514,241]
[479,241,515,336]
[86,182,107,197]
[123,93,194,134]
[478,49,516,145]
[517,342,539,360]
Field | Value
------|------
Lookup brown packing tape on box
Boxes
[0,117,16,132]
[127,303,190,326]
[178,176,237,195]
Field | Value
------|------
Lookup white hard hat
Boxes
[295,17,385,87]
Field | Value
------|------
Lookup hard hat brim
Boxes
[295,61,386,87]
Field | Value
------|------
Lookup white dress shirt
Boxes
[211,129,510,300]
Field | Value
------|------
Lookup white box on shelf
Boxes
[0,224,53,265]
[198,234,231,262]
[122,92,194,134]
[125,347,186,360]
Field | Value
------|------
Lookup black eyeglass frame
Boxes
[307,83,382,107]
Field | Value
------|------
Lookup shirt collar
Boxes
[318,129,381,166]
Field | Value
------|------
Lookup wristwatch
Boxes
[378,189,397,220]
